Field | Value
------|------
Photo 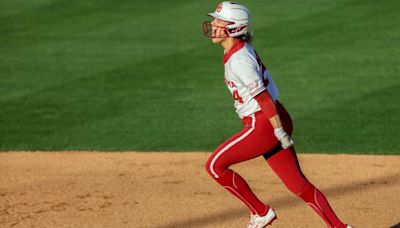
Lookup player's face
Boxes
[211,18,229,43]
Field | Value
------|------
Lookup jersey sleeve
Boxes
[230,55,265,98]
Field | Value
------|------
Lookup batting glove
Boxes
[274,127,294,149]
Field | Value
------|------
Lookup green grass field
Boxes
[1,0,399,153]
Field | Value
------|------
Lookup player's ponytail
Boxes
[239,31,254,44]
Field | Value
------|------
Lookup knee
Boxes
[205,156,217,179]
[205,155,225,179]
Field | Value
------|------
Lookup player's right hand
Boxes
[274,127,294,149]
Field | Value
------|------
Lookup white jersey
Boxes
[223,40,279,118]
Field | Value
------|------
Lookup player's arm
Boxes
[254,91,294,149]
[231,56,293,149]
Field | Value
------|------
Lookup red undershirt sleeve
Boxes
[254,90,278,119]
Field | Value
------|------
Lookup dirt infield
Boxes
[0,152,399,228]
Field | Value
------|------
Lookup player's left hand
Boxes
[280,134,294,149]
[274,127,294,149]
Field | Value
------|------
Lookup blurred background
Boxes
[1,0,399,153]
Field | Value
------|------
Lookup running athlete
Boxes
[202,2,353,228]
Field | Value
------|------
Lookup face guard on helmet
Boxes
[202,1,251,38]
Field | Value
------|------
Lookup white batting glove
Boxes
[274,127,294,149]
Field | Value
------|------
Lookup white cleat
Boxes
[346,226,353,228]
[247,208,277,228]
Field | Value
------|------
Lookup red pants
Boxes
[205,102,346,228]
[206,101,295,180]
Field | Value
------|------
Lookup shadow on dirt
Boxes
[154,172,399,228]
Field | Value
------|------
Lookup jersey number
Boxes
[233,90,244,104]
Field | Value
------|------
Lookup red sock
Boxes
[299,184,346,228]
[215,169,269,216]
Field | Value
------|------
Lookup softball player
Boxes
[202,2,352,228]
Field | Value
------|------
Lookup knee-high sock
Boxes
[215,169,269,216]
[299,183,346,228]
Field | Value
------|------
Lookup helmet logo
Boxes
[216,3,222,12]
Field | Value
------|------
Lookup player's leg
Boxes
[265,102,347,228]
[265,148,347,228]
[205,112,278,216]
